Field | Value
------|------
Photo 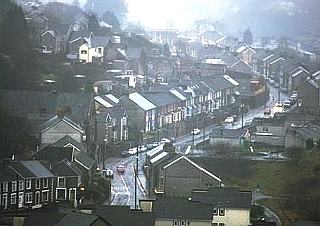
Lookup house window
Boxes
[263,126,269,132]
[42,191,49,202]
[26,179,31,189]
[212,224,218,226]
[12,181,17,192]
[18,180,24,191]
[2,194,8,208]
[219,209,225,216]
[11,193,16,205]
[25,193,32,203]
[81,50,87,54]
[57,177,65,188]
[56,188,66,200]
[36,179,40,189]
[213,208,218,215]
[98,48,102,54]
[3,182,8,192]
[219,224,225,226]
[173,220,178,226]
[43,178,48,188]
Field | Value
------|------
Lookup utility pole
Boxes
[135,145,138,209]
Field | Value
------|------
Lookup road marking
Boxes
[120,175,131,205]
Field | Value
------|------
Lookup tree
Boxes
[41,2,82,26]
[102,10,120,31]
[0,3,38,89]
[85,0,127,19]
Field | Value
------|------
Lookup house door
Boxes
[69,188,76,206]
[35,192,40,205]
[18,192,24,208]
[2,194,8,209]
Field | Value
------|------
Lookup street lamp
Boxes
[241,103,245,128]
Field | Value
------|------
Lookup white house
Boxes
[79,36,110,63]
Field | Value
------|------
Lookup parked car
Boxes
[224,116,234,123]
[268,79,275,85]
[275,101,283,107]
[121,150,131,157]
[128,147,138,155]
[104,169,114,179]
[274,83,280,88]
[138,145,148,152]
[160,138,171,144]
[280,87,288,93]
[283,100,291,108]
[191,128,200,135]
[264,108,271,115]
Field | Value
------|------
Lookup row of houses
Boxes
[0,158,83,211]
[0,114,95,212]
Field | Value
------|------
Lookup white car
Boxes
[191,128,200,135]
[224,116,234,123]
[283,100,291,108]
[128,147,138,155]
[160,138,171,144]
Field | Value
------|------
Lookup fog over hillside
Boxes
[40,0,320,37]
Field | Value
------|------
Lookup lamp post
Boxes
[241,103,245,128]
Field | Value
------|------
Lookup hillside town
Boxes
[1,0,320,226]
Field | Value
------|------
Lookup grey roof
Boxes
[74,151,95,170]
[253,49,273,61]
[34,146,73,164]
[53,135,87,152]
[10,161,54,179]
[55,212,107,226]
[95,205,155,226]
[153,197,213,220]
[48,23,71,36]
[106,107,127,119]
[142,92,180,107]
[251,114,287,127]
[39,115,84,134]
[211,128,247,139]
[129,92,156,111]
[201,76,237,91]
[51,159,82,177]
[91,36,110,48]
[0,163,18,181]
[230,60,254,75]
[191,187,252,209]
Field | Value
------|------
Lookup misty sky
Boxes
[46,0,320,36]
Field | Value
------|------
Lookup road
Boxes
[102,83,290,209]
[104,153,147,208]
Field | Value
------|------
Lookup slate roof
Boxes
[201,76,238,91]
[35,146,73,164]
[39,115,84,134]
[9,161,54,179]
[0,162,17,181]
[169,88,187,101]
[230,59,254,75]
[48,23,71,36]
[55,212,110,226]
[94,94,119,108]
[53,135,87,152]
[74,151,95,170]
[129,92,156,111]
[253,49,273,61]
[95,206,155,226]
[191,187,252,209]
[211,128,247,139]
[106,107,127,119]
[51,159,82,177]
[90,36,110,48]
[142,92,180,107]
[163,156,222,183]
[152,196,213,220]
